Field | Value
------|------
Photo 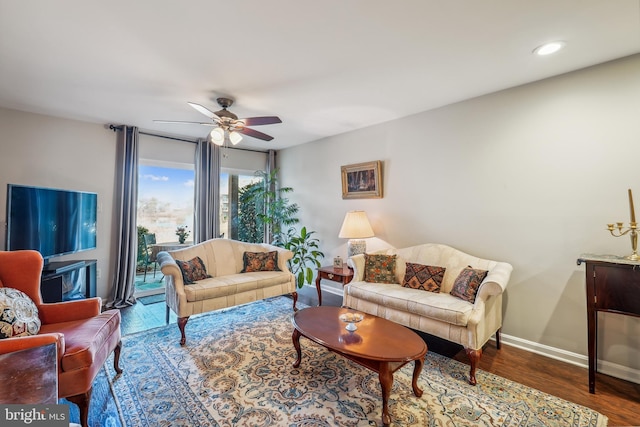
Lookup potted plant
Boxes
[273,226,324,288]
[238,169,324,288]
[175,225,190,244]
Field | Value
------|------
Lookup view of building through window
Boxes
[137,164,195,244]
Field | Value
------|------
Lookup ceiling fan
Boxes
[154,97,282,145]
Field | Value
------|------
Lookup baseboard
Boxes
[319,284,343,297]
[306,282,640,385]
[500,333,640,385]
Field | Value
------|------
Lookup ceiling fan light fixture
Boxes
[229,131,243,145]
[533,41,566,56]
[210,127,225,146]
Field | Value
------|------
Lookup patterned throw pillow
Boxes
[402,263,446,292]
[175,256,212,284]
[363,254,397,284]
[450,266,489,303]
[241,251,281,273]
[0,287,41,339]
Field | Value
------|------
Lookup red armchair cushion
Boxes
[40,309,121,372]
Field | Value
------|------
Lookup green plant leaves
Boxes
[238,169,324,288]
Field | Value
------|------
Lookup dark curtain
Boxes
[264,149,276,243]
[106,126,139,308]
[194,138,220,243]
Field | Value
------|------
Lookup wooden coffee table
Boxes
[292,306,427,426]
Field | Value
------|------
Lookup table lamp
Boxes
[339,210,374,258]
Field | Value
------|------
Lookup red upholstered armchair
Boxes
[0,250,122,427]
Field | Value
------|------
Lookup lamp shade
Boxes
[339,211,374,239]
[210,127,225,146]
[229,131,243,145]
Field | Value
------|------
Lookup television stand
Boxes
[41,259,97,303]
[42,260,86,274]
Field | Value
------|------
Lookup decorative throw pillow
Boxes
[450,266,489,303]
[402,263,446,292]
[0,287,41,339]
[241,251,281,273]
[363,254,397,284]
[175,256,211,284]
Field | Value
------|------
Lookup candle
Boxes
[630,189,637,224]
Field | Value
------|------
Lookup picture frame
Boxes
[341,160,383,199]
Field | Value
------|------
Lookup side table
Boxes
[577,254,640,393]
[0,342,58,404]
[315,265,354,306]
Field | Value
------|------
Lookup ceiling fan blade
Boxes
[188,102,220,120]
[240,116,282,126]
[154,120,215,126]
[237,127,274,141]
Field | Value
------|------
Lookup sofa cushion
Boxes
[39,310,121,371]
[0,287,41,339]
[183,272,292,302]
[241,251,281,273]
[402,263,445,292]
[364,254,397,283]
[346,281,473,326]
[450,266,488,303]
[176,256,211,284]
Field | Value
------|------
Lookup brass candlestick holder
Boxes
[607,188,639,260]
[607,222,639,260]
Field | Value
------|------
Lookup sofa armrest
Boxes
[0,333,65,363]
[158,251,186,293]
[471,261,513,315]
[348,254,366,281]
[37,298,102,324]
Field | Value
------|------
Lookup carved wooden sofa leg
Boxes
[113,340,123,374]
[67,388,92,427]
[465,330,502,385]
[178,316,189,346]
[465,348,482,386]
[291,291,298,311]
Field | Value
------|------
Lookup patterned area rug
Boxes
[89,297,607,426]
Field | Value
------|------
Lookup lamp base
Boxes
[347,240,366,258]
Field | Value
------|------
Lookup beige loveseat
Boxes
[343,243,512,385]
[157,238,297,345]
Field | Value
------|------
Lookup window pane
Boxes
[138,164,195,242]
[220,170,263,242]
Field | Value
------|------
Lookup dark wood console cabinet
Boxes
[577,254,640,393]
[41,259,97,303]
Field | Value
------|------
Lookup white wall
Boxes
[278,54,640,381]
[0,108,116,300]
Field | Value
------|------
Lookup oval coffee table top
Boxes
[292,306,427,362]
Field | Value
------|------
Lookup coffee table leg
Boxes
[412,356,424,397]
[379,362,393,427]
[292,328,302,368]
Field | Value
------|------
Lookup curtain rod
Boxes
[107,124,270,154]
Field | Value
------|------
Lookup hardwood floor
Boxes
[119,286,640,426]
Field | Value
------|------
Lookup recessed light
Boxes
[533,41,566,56]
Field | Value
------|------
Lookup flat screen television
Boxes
[6,184,97,260]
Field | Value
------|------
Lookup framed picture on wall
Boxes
[341,160,383,199]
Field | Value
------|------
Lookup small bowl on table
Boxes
[339,312,364,332]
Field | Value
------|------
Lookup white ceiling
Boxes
[1,1,639,150]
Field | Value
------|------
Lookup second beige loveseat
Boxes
[343,243,512,385]
[158,238,297,345]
